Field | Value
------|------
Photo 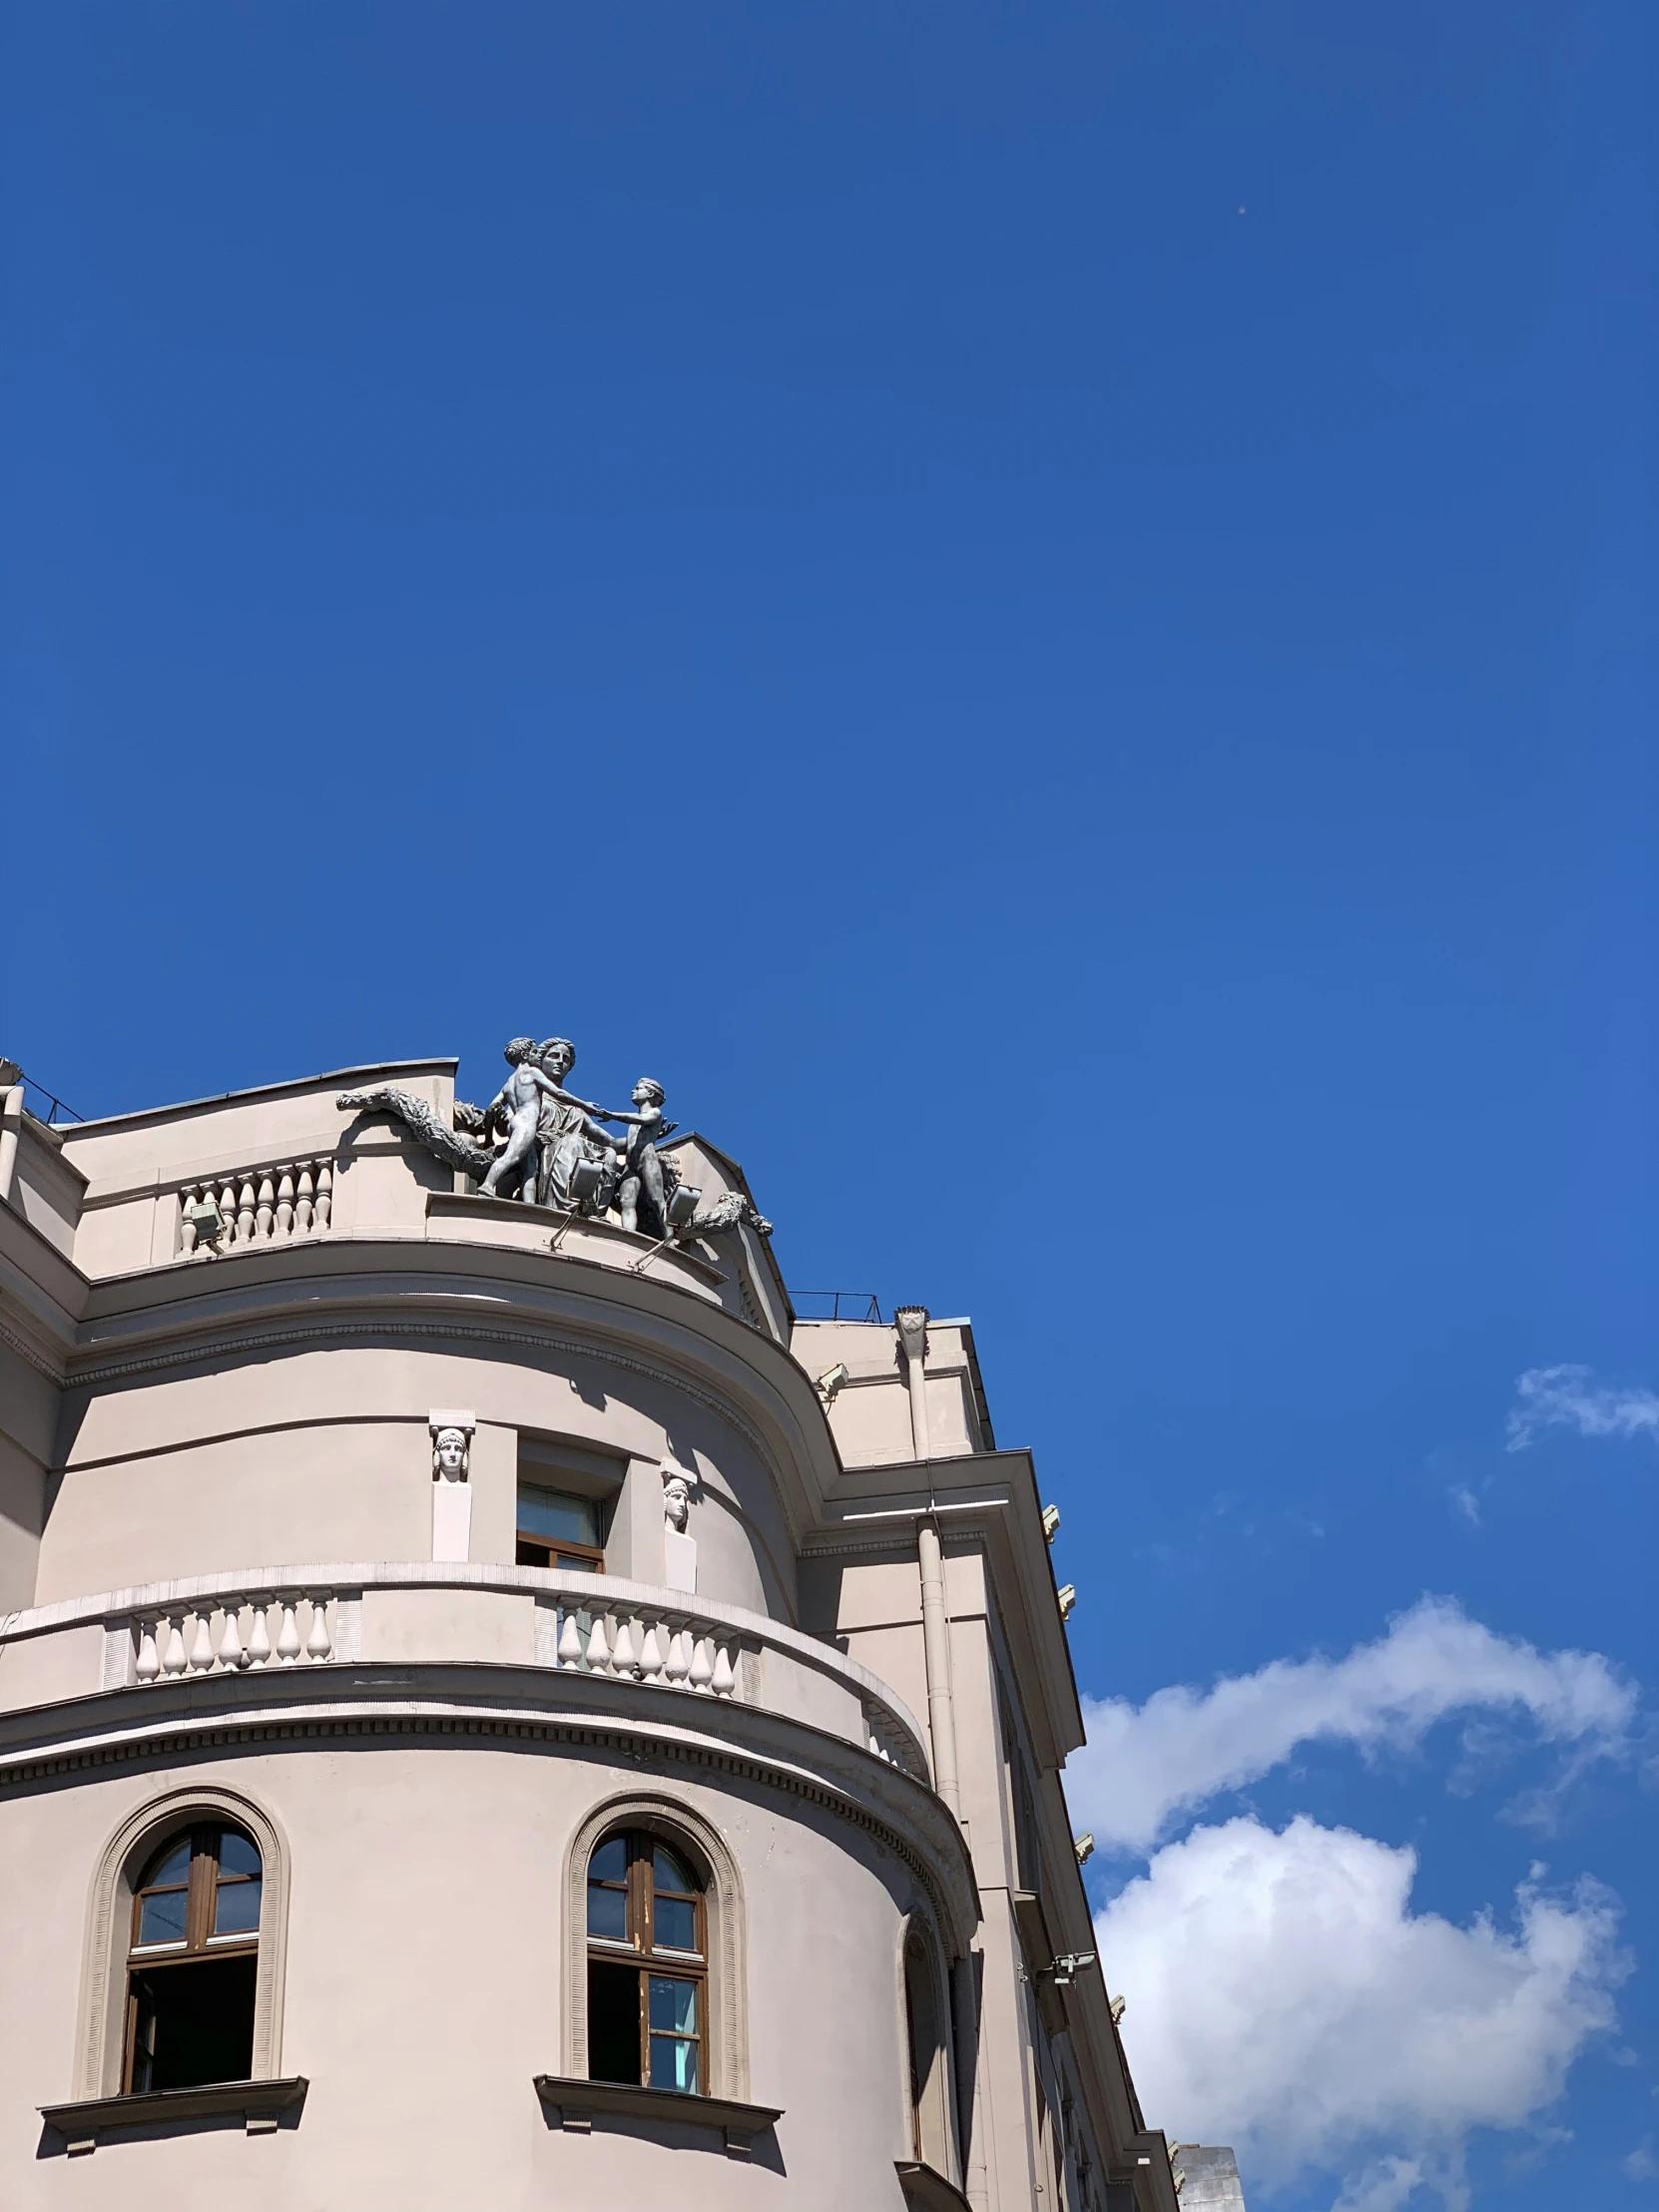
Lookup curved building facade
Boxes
[0,1056,1182,2211]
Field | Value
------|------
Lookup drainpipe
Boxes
[0,1085,23,1208]
[896,1307,961,1820]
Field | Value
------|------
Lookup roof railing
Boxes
[792,1291,883,1324]
[0,1063,88,1125]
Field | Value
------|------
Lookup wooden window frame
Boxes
[122,1825,263,2095]
[516,1480,607,1574]
[586,1830,707,2094]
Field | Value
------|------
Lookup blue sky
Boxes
[2,7,1654,2206]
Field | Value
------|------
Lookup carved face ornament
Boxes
[432,1427,469,1480]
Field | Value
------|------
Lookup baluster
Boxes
[236,1177,257,1244]
[219,1179,239,1244]
[136,1621,161,1682]
[711,1644,736,1698]
[688,1636,714,1694]
[313,1161,332,1232]
[248,1601,273,1668]
[256,1171,276,1241]
[586,1615,612,1674]
[557,1612,584,1668]
[304,1597,332,1661]
[294,1162,315,1235]
[162,1617,188,1676]
[612,1619,637,1677]
[179,1187,200,1258]
[665,1630,690,1687]
[639,1623,665,1681]
[219,1606,246,1669]
[276,1600,301,1663]
[188,1613,216,1672]
[275,1165,295,1238]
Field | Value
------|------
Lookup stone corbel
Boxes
[429,1408,476,1564]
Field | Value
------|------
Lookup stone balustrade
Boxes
[0,1565,931,1787]
[179,1158,333,1256]
[547,1600,744,1698]
[133,1591,338,1680]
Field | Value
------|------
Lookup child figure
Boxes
[605,1079,680,1237]
[480,1037,607,1202]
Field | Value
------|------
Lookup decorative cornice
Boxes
[0,1313,66,1383]
[0,1695,973,1951]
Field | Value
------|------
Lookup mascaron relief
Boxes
[339,1037,772,1249]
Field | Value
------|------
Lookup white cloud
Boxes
[1070,1598,1632,1854]
[1448,1485,1480,1528]
[1507,1365,1659,1451]
[1096,1815,1627,2207]
[1623,2139,1659,2182]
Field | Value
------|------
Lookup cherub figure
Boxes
[604,1079,681,1237]
[480,1037,609,1202]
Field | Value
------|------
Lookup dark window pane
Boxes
[649,2035,700,2093]
[654,1895,698,1951]
[652,1845,695,1895]
[589,1836,627,1883]
[218,1830,261,1878]
[128,1955,256,2093]
[214,1878,262,1936]
[516,1537,551,1568]
[138,1888,189,1945]
[139,1839,193,1892]
[587,1884,628,1942]
[587,1960,641,2085]
[649,1975,698,2034]
[516,1484,600,1547]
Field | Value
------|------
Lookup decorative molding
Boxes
[0,1314,67,1383]
[73,1781,292,2101]
[8,1697,971,1960]
[562,1789,749,2098]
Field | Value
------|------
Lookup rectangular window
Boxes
[516,1481,605,1572]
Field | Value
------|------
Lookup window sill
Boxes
[533,2073,782,2158]
[896,2159,975,2212]
[40,2076,307,2154]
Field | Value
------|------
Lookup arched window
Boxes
[122,1825,263,2093]
[585,1830,706,2093]
[903,1921,954,2174]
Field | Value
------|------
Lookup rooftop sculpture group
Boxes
[337,1037,771,1248]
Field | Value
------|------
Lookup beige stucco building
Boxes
[0,1056,1184,2211]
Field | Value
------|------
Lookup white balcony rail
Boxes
[179,1158,333,1256]
[0,1564,931,1787]
[548,1601,744,1698]
[133,1592,337,1680]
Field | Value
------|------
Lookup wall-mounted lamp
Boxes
[817,1362,850,1411]
[186,1195,226,1254]
[1043,1950,1097,1988]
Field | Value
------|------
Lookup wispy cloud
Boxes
[1069,1597,1632,1855]
[1449,1484,1480,1527]
[1097,1816,1627,2209]
[1507,1365,1659,1451]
